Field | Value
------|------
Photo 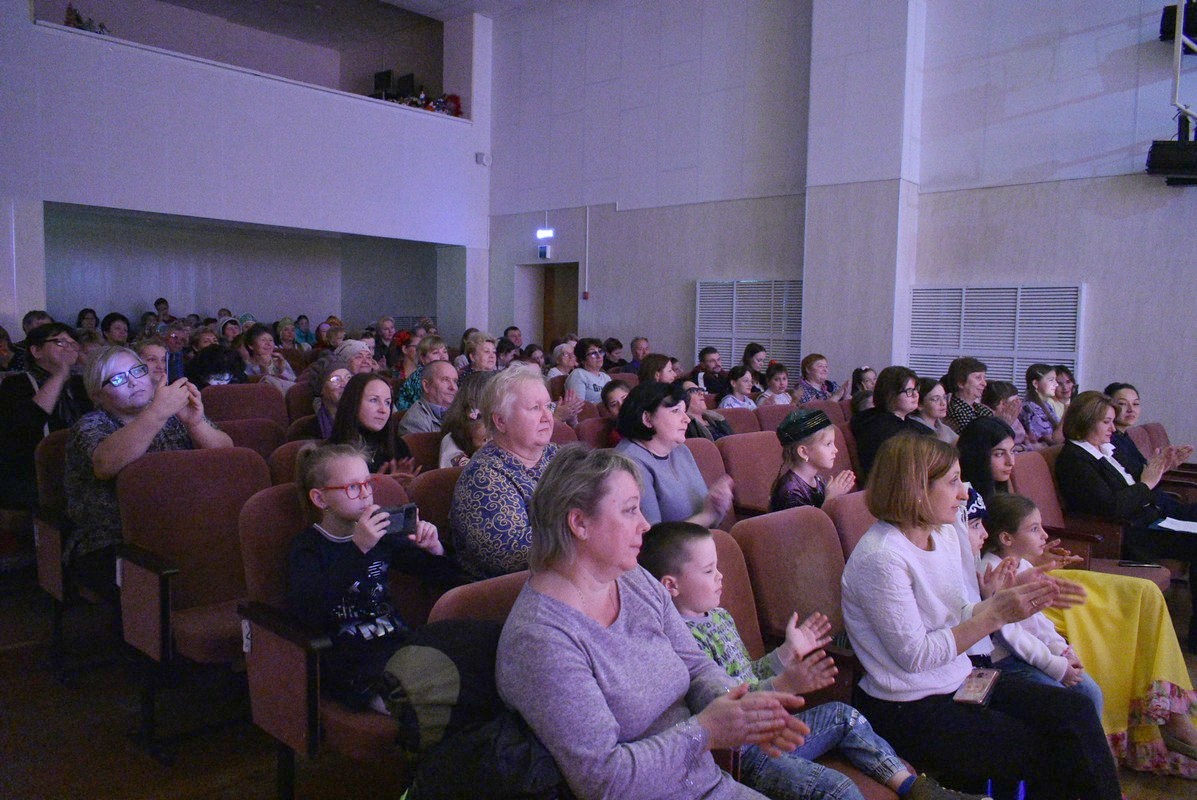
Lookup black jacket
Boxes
[1054,441,1159,527]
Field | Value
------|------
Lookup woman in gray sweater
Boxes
[497,446,805,799]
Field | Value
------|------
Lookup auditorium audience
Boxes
[689,346,729,395]
[314,365,350,440]
[601,337,626,373]
[741,342,769,393]
[1103,381,1147,477]
[546,341,576,379]
[64,346,232,601]
[678,379,732,442]
[133,338,168,385]
[450,365,560,579]
[75,308,99,332]
[770,408,854,511]
[100,312,130,345]
[439,371,492,468]
[850,366,876,395]
[242,323,296,394]
[637,352,678,385]
[1050,364,1077,420]
[614,381,732,526]
[718,365,756,410]
[497,445,805,800]
[627,336,649,373]
[980,380,1035,452]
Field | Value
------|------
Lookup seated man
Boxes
[398,360,458,435]
[688,346,729,396]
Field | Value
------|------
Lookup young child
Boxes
[978,493,1103,716]
[639,521,986,800]
[287,443,456,712]
[755,363,793,407]
[770,409,855,512]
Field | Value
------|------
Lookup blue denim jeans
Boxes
[738,701,905,800]
[994,654,1103,719]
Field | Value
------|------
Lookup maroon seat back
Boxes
[821,490,876,559]
[720,407,762,435]
[608,373,639,387]
[286,414,320,441]
[755,403,796,432]
[403,431,444,472]
[285,383,314,423]
[548,375,567,400]
[550,421,578,444]
[427,571,529,622]
[118,447,271,610]
[576,417,616,449]
[711,529,764,659]
[268,439,316,485]
[407,467,464,535]
[218,418,286,461]
[731,506,846,643]
[802,399,846,426]
[717,432,782,516]
[836,422,861,475]
[201,383,288,427]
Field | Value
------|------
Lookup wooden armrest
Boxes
[118,543,178,661]
[239,601,328,757]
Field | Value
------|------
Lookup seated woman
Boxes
[311,321,333,351]
[100,312,130,345]
[717,365,757,410]
[741,343,769,394]
[0,324,15,370]
[1049,364,1077,421]
[276,317,310,355]
[184,343,247,390]
[850,366,876,396]
[294,315,316,347]
[522,343,545,372]
[637,353,678,385]
[981,381,1037,452]
[613,381,732,526]
[770,408,854,511]
[288,443,456,712]
[796,353,845,404]
[545,341,577,379]
[458,331,498,379]
[449,365,560,580]
[600,379,631,419]
[373,316,396,364]
[327,372,415,480]
[314,363,351,440]
[755,362,794,407]
[907,377,957,444]
[677,378,732,442]
[452,328,479,372]
[1101,382,1172,483]
[241,323,297,395]
[1055,392,1197,638]
[496,445,806,800]
[959,413,1197,776]
[849,390,874,416]
[496,337,521,370]
[187,326,218,360]
[564,337,612,403]
[842,434,1120,799]
[75,308,99,333]
[64,346,232,601]
[0,323,92,522]
[849,365,930,481]
[439,371,493,468]
[944,356,992,433]
[1020,364,1063,448]
[133,338,168,385]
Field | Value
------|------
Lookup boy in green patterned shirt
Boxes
[639,521,989,800]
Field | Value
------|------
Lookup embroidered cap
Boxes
[776,408,832,446]
[965,486,987,520]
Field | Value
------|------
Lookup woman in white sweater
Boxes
[840,434,1120,800]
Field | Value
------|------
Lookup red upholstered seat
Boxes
[284,382,314,423]
[285,414,319,441]
[201,382,288,427]
[717,431,782,517]
[802,399,846,426]
[407,467,464,537]
[720,407,762,434]
[755,402,796,432]
[268,439,316,486]
[550,421,578,444]
[822,491,875,560]
[576,417,616,449]
[172,598,244,664]
[402,430,444,472]
[218,417,286,461]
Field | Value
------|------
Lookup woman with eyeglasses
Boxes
[63,346,232,601]
[564,337,612,403]
[849,365,931,481]
[0,322,93,525]
[907,377,958,445]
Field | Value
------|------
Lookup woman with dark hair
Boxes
[850,366,877,395]
[741,343,769,393]
[755,362,793,406]
[565,337,612,402]
[981,380,1037,453]
[242,322,296,394]
[637,353,677,385]
[614,381,732,526]
[75,308,99,332]
[328,372,415,479]
[1102,382,1150,478]
[849,365,930,481]
[522,343,545,371]
[184,343,247,390]
[601,337,626,373]
[100,312,130,345]
[907,377,957,445]
[676,378,732,442]
[944,356,992,433]
[956,417,1016,501]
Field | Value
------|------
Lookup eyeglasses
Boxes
[897,387,919,398]
[318,476,380,499]
[44,338,79,350]
[325,374,348,385]
[104,363,150,388]
[585,351,603,358]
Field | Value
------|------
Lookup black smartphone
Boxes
[380,503,418,537]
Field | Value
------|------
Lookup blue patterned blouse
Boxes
[449,440,560,580]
